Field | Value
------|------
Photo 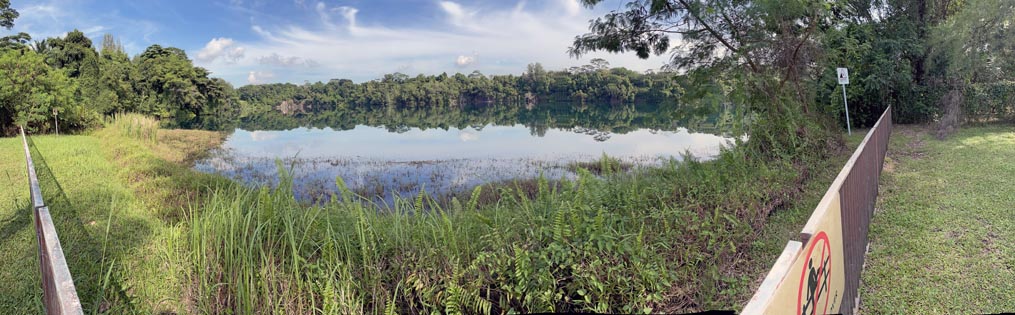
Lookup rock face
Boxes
[277,99,311,115]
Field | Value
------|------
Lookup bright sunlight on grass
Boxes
[861,124,1015,314]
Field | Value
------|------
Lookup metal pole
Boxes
[842,84,851,135]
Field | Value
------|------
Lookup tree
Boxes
[928,0,1015,136]
[0,50,87,134]
[0,0,17,29]
[0,32,29,50]
[571,0,840,157]
[44,29,98,77]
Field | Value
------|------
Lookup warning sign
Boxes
[741,194,845,315]
[837,68,849,85]
[797,231,832,315]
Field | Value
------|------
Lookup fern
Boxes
[415,185,426,211]
[468,185,482,211]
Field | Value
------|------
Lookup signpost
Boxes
[837,68,851,135]
[53,107,59,135]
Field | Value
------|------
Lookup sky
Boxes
[2,0,674,86]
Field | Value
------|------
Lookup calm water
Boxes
[195,122,733,205]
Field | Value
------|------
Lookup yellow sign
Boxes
[743,194,846,315]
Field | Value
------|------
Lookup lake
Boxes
[194,103,736,205]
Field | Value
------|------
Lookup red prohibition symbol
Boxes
[797,231,832,315]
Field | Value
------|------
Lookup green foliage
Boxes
[0,49,95,134]
[572,0,841,160]
[235,62,683,117]
[0,29,241,135]
[0,0,17,30]
[179,138,819,313]
[963,81,1015,122]
[819,9,928,125]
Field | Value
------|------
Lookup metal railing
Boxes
[742,107,892,315]
[836,108,891,314]
[19,126,84,315]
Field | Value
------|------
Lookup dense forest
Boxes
[232,62,720,132]
[236,61,685,119]
[0,6,701,138]
[0,22,696,136]
[0,28,241,135]
[235,100,737,138]
[2,0,1014,141]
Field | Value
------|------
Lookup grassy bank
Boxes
[1,115,860,313]
[185,141,860,313]
[860,124,1015,313]
[0,118,228,313]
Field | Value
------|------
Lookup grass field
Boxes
[861,124,1015,313]
[0,124,228,314]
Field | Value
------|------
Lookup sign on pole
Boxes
[837,68,851,135]
[836,68,850,85]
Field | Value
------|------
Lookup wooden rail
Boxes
[19,126,84,315]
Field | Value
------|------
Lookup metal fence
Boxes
[742,107,892,315]
[19,126,84,315]
[836,108,892,314]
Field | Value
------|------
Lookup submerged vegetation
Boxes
[567,154,633,176]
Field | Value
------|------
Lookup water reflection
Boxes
[195,123,734,205]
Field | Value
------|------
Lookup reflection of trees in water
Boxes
[232,101,738,139]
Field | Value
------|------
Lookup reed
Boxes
[108,113,159,143]
[182,142,816,313]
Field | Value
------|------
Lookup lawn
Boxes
[860,124,1015,313]
[0,127,227,314]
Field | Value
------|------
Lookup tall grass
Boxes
[108,113,159,143]
[183,144,812,313]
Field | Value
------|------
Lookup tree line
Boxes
[1,25,240,135]
[3,0,1013,142]
[234,61,687,122]
[0,0,697,137]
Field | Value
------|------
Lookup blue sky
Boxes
[3,0,672,86]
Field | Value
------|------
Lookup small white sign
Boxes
[836,68,849,85]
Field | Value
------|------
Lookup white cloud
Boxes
[559,0,582,16]
[247,70,276,84]
[455,55,475,67]
[250,130,279,141]
[459,130,479,142]
[258,53,316,67]
[202,1,673,85]
[80,25,108,35]
[439,1,473,28]
[5,2,158,53]
[197,37,246,63]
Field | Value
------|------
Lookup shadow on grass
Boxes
[0,197,44,313]
[26,135,145,314]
